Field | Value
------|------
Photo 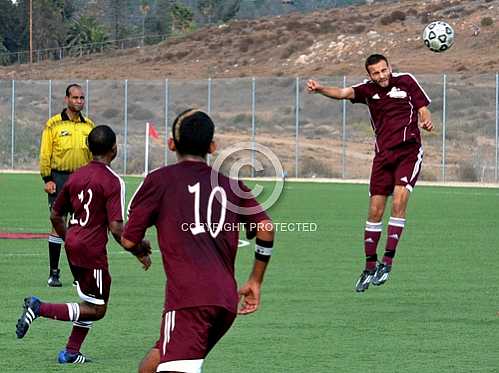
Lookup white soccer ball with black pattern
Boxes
[423,21,454,52]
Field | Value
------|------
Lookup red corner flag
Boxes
[148,122,160,140]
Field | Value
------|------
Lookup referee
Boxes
[39,83,95,287]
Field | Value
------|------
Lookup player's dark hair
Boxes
[66,83,82,97]
[172,109,214,157]
[365,54,389,71]
[88,125,116,156]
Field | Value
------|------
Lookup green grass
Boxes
[1,173,499,372]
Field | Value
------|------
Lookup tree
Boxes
[0,36,11,65]
[198,0,219,24]
[109,0,133,39]
[66,16,109,56]
[0,0,22,52]
[32,0,69,49]
[170,3,195,34]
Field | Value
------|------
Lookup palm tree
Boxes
[65,16,109,56]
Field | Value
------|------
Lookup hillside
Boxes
[0,0,497,79]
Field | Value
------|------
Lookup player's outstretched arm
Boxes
[306,79,355,100]
[238,219,274,315]
[418,106,433,132]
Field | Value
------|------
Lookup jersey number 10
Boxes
[188,182,227,238]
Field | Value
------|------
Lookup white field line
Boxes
[1,170,497,189]
[0,240,251,257]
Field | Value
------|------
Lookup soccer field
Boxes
[1,173,498,372]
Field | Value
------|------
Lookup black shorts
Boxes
[47,170,70,210]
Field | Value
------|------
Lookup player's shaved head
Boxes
[172,109,214,157]
[88,125,116,156]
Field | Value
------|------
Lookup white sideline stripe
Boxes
[1,239,252,257]
[2,170,498,189]
[156,359,203,373]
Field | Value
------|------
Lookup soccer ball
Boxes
[423,21,454,52]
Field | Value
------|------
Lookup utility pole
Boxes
[29,0,33,64]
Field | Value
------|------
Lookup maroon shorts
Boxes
[369,141,424,196]
[69,263,111,305]
[154,306,236,372]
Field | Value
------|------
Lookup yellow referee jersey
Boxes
[39,109,95,181]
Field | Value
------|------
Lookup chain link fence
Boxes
[0,35,168,66]
[0,75,498,183]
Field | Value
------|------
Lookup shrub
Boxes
[406,7,418,16]
[280,43,300,59]
[351,24,366,34]
[381,10,406,25]
[481,17,494,27]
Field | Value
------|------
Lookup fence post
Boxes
[251,77,256,177]
[85,80,89,117]
[48,80,52,118]
[342,76,347,179]
[295,76,300,178]
[495,73,498,182]
[10,80,15,169]
[164,79,169,165]
[123,80,128,175]
[441,74,447,182]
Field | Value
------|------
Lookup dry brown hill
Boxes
[1,0,497,80]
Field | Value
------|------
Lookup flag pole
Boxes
[145,122,150,175]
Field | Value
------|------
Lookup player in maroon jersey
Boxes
[307,54,433,292]
[122,109,274,373]
[15,125,152,364]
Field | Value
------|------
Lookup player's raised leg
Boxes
[356,195,387,292]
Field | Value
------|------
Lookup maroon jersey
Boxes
[123,160,269,313]
[52,160,125,270]
[351,72,431,152]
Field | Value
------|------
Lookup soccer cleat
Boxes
[58,350,91,364]
[16,296,41,338]
[355,269,375,292]
[372,263,392,286]
[47,269,62,287]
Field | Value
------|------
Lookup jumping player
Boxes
[307,54,433,292]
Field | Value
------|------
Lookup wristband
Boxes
[255,238,273,262]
